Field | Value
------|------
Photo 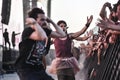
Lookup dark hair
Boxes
[28,8,45,20]
[57,20,67,27]
[5,28,7,31]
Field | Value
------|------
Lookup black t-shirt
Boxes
[15,27,52,70]
[43,28,52,55]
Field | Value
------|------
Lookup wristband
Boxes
[85,23,90,27]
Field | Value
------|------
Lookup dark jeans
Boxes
[17,69,54,80]
[57,68,75,80]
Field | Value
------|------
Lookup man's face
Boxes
[36,14,46,27]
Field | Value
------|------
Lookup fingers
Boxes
[89,15,93,22]
[90,15,93,19]
[97,18,106,26]
[96,22,106,30]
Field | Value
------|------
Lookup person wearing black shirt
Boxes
[15,8,66,80]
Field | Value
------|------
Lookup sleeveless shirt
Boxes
[54,36,73,58]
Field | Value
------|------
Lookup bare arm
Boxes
[69,15,93,39]
[75,30,93,41]
[75,36,90,41]
[97,18,120,30]
[99,2,112,20]
[108,24,120,30]
[46,17,66,38]
[110,30,120,34]
[26,18,48,41]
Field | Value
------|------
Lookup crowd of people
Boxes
[79,0,120,66]
[3,0,120,80]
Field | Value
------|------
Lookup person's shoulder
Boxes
[22,27,34,39]
[23,27,34,33]
[67,33,73,39]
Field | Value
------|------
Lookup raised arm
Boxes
[99,2,112,20]
[15,32,21,35]
[26,18,48,41]
[69,15,93,39]
[46,17,66,38]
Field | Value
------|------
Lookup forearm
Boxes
[100,4,107,20]
[108,24,120,30]
[81,36,90,41]
[71,25,89,39]
[26,18,48,40]
[84,45,93,48]
[112,31,120,34]
[34,23,47,40]
[75,36,89,41]
[100,2,112,20]
[51,21,66,37]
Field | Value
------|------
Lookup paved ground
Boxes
[0,46,88,80]
[0,68,84,80]
[0,72,19,80]
[0,64,87,80]
[0,66,57,80]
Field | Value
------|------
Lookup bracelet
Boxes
[85,23,90,27]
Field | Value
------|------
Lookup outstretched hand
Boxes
[96,18,114,30]
[97,18,107,29]
[86,15,93,24]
